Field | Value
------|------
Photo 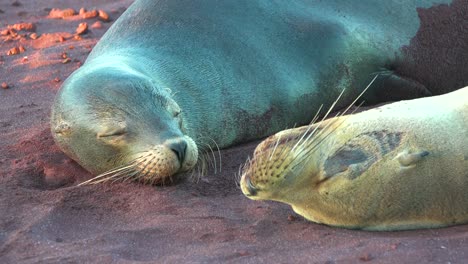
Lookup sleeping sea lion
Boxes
[240,87,468,231]
[50,0,466,184]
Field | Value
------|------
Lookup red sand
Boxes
[1,0,468,263]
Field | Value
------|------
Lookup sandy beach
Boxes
[1,0,468,263]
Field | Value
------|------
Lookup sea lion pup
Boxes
[51,0,464,185]
[240,87,468,231]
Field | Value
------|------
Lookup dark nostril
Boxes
[168,140,187,163]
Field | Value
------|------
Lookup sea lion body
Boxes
[51,0,464,183]
[241,87,468,230]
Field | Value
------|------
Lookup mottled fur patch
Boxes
[323,131,404,179]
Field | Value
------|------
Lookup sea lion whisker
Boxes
[291,106,367,171]
[85,168,136,185]
[190,161,203,183]
[291,104,324,153]
[136,169,152,184]
[288,94,346,163]
[294,112,342,157]
[284,121,341,172]
[292,75,378,164]
[111,170,140,184]
[293,87,349,154]
[267,135,295,173]
[240,157,250,178]
[150,171,163,185]
[77,164,139,186]
[340,74,379,116]
[236,163,244,188]
[213,140,222,174]
[293,103,362,167]
[190,150,208,183]
[260,125,290,170]
[202,143,218,173]
[133,156,157,183]
[268,134,283,161]
[198,135,222,173]
[234,172,242,189]
[198,148,212,173]
[200,150,209,176]
[290,126,341,170]
[121,170,142,184]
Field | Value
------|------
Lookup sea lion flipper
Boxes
[362,70,432,104]
[396,150,430,167]
[323,131,403,179]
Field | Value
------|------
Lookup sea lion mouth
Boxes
[77,136,198,186]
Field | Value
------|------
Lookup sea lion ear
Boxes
[395,150,430,168]
[53,122,72,137]
[166,99,181,117]
[164,87,173,94]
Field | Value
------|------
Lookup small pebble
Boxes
[7,28,17,37]
[49,8,75,19]
[82,10,98,19]
[7,47,20,56]
[75,23,88,35]
[29,33,38,39]
[91,21,103,29]
[1,82,9,89]
[10,23,35,32]
[98,10,109,21]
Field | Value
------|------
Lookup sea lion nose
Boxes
[245,176,258,196]
[168,139,187,163]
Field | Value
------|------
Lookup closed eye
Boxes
[97,128,127,138]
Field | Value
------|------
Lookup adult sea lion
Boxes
[240,87,468,231]
[51,0,466,184]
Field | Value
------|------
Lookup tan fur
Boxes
[241,87,468,231]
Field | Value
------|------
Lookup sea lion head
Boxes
[240,117,344,203]
[240,124,325,202]
[51,64,198,185]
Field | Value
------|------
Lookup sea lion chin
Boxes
[51,64,198,185]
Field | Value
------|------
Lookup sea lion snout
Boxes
[240,172,260,199]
